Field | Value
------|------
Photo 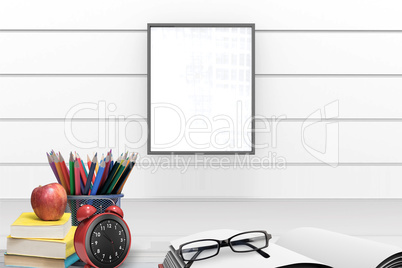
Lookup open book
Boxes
[161,228,402,268]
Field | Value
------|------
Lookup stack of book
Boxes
[160,246,185,268]
[4,212,79,268]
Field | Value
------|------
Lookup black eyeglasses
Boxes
[177,230,271,268]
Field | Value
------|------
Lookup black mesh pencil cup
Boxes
[66,194,123,226]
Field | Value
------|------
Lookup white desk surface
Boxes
[0,262,158,268]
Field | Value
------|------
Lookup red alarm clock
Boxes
[74,204,131,268]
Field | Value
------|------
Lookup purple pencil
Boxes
[46,152,61,184]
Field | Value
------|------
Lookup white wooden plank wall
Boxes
[0,0,401,198]
[1,0,402,252]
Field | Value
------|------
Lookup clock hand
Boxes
[102,231,116,255]
[102,231,113,243]
[111,241,116,255]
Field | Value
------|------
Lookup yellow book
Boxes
[7,226,77,259]
[11,212,71,239]
[4,252,79,268]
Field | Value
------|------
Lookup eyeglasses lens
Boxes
[181,240,219,261]
[230,232,267,252]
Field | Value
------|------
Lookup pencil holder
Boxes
[66,194,124,226]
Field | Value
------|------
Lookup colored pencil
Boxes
[100,154,111,189]
[106,160,128,194]
[95,154,102,180]
[52,154,68,193]
[87,155,91,169]
[77,154,88,191]
[90,161,105,195]
[122,152,128,162]
[95,156,99,174]
[81,160,88,178]
[84,154,97,195]
[74,160,82,195]
[116,153,138,194]
[69,152,75,195]
[86,154,98,192]
[46,153,61,184]
[86,155,96,182]
[46,150,136,196]
[114,154,138,194]
[109,157,114,174]
[100,155,122,195]
[59,153,71,194]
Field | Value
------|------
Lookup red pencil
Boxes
[74,159,81,195]
[59,153,71,194]
[76,153,88,192]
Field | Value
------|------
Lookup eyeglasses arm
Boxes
[231,238,270,258]
[183,248,205,268]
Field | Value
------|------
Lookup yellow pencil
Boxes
[95,154,100,174]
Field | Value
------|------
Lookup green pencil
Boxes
[69,152,75,195]
[100,155,122,195]
[106,160,128,194]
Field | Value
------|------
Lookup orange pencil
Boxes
[52,154,68,193]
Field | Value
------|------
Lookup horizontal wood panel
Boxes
[2,121,402,163]
[2,32,402,74]
[1,165,401,199]
[257,76,402,119]
[1,0,402,30]
[0,76,147,119]
[256,32,402,74]
[2,76,402,119]
[0,32,146,74]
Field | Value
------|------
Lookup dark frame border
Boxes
[147,23,255,155]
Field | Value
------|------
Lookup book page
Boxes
[276,227,402,268]
[171,229,330,268]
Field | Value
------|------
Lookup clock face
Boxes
[85,214,130,268]
[90,219,127,263]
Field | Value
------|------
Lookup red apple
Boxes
[31,183,67,221]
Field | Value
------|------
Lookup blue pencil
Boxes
[83,154,97,195]
[90,161,105,195]
[109,158,114,174]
